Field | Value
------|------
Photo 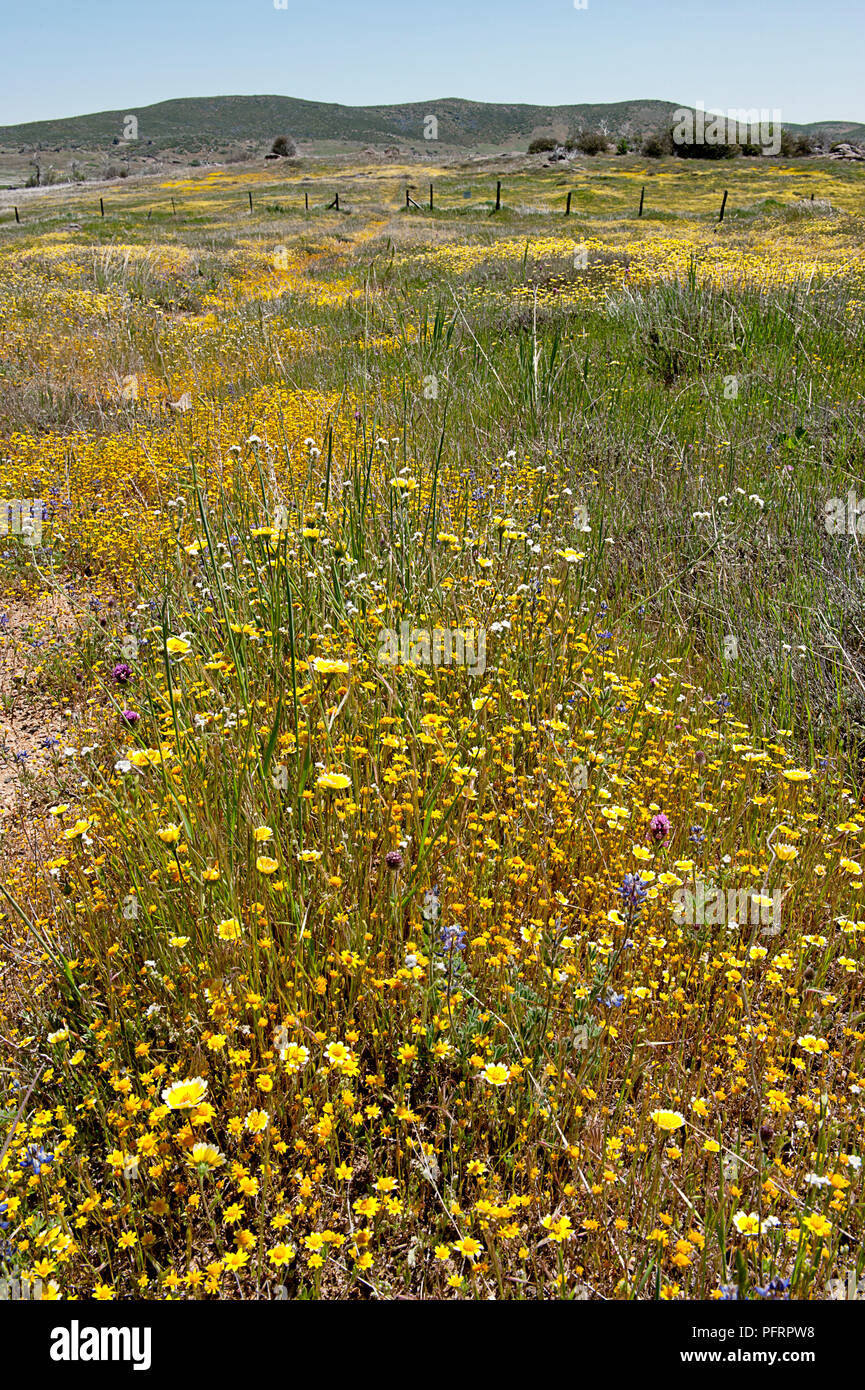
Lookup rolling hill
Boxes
[2,94,863,154]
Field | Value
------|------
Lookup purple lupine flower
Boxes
[618,873,648,911]
[20,1145,53,1176]
[112,663,132,685]
[121,710,140,726]
[439,924,467,953]
[755,1277,790,1300]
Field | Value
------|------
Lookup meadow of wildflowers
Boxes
[0,157,864,1303]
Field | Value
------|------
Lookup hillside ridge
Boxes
[2,93,863,151]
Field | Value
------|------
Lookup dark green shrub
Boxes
[576,129,609,156]
[271,135,297,157]
[642,130,671,157]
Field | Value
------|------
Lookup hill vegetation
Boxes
[1,93,862,157]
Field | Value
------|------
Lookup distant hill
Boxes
[3,94,863,155]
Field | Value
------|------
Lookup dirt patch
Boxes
[0,590,77,818]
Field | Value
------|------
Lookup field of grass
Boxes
[0,155,864,1301]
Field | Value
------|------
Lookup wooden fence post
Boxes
[429,183,433,211]
[100,197,105,217]
[638,185,645,217]
[495,180,501,211]
[718,189,728,223]
[248,191,253,211]
[565,190,572,216]
[14,206,20,224]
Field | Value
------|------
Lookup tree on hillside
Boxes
[575,129,609,155]
[271,135,297,158]
[642,128,673,157]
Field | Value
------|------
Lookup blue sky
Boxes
[3,0,864,127]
